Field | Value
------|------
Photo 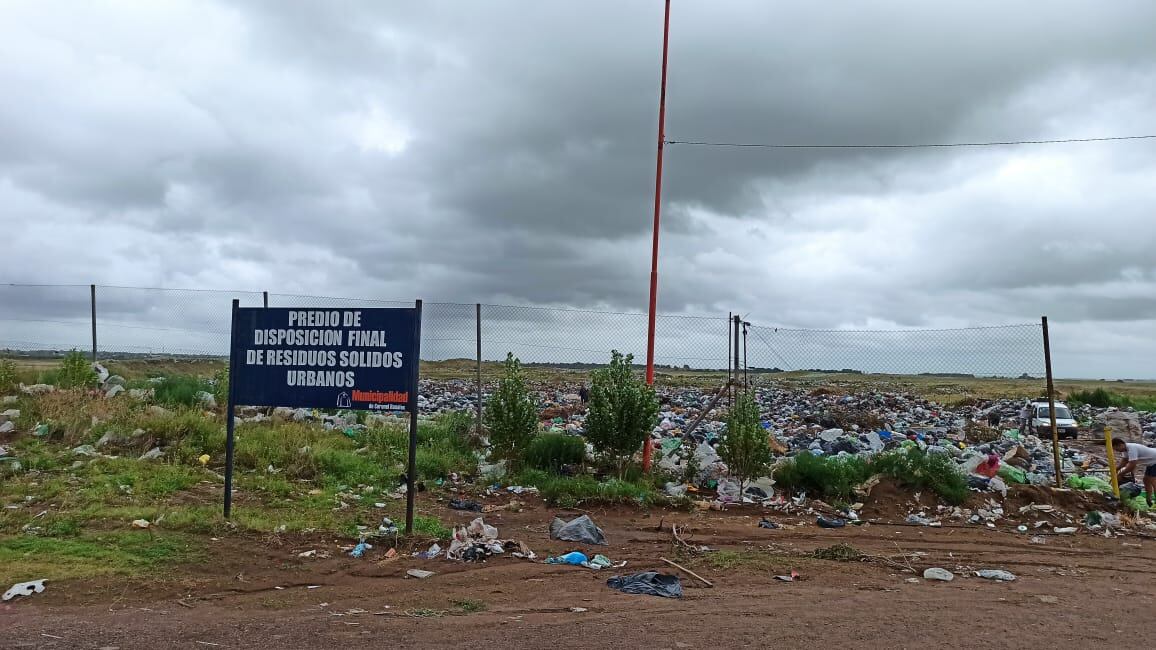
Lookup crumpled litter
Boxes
[606,572,682,598]
[446,517,536,562]
[449,498,483,512]
[975,569,1016,581]
[3,579,46,601]
[546,552,624,570]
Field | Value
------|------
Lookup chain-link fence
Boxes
[745,322,1045,378]
[1,284,1047,383]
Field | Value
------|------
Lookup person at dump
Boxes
[1112,437,1156,507]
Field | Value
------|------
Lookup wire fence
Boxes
[0,284,1045,383]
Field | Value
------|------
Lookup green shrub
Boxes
[0,359,16,392]
[773,452,871,502]
[483,353,538,466]
[516,472,664,508]
[57,350,97,389]
[154,375,209,408]
[773,448,969,505]
[212,364,230,405]
[524,433,586,473]
[718,391,773,491]
[1068,388,1114,408]
[585,350,659,477]
[871,448,969,505]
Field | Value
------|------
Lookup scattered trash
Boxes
[774,570,801,582]
[546,551,589,566]
[758,518,780,529]
[131,519,151,529]
[1037,595,1059,604]
[550,515,608,545]
[198,454,210,466]
[606,572,683,598]
[816,516,846,529]
[449,498,483,512]
[923,568,954,582]
[1054,527,1078,535]
[569,607,588,613]
[139,447,164,461]
[906,514,933,526]
[378,517,399,536]
[1030,535,1046,544]
[406,569,435,579]
[3,579,46,601]
[414,543,442,560]
[446,517,532,563]
[350,541,372,558]
[975,569,1017,581]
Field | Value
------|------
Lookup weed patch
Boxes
[0,532,203,584]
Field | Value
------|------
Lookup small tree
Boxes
[585,350,659,477]
[57,350,98,389]
[0,359,17,393]
[483,353,538,466]
[718,390,773,494]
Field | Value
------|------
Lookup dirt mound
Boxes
[857,477,943,520]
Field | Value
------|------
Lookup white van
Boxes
[1029,400,1079,439]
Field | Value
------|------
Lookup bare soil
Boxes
[4,489,1156,649]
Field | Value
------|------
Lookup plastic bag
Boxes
[606,572,682,598]
[545,551,589,566]
[716,478,742,503]
[1066,475,1113,494]
[550,515,608,546]
[997,465,1027,484]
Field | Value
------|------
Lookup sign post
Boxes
[223,301,422,533]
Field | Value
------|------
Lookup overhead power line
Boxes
[664,134,1156,150]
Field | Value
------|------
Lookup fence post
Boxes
[727,312,732,386]
[732,315,740,403]
[476,303,482,438]
[1041,316,1062,487]
[90,284,98,362]
[263,291,268,308]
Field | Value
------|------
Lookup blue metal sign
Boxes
[229,307,420,410]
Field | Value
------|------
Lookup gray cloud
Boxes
[1,0,1155,377]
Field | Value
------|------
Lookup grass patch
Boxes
[153,375,211,408]
[773,452,872,502]
[870,447,969,505]
[451,598,487,613]
[511,470,670,508]
[0,531,203,584]
[523,433,586,473]
[1068,388,1156,412]
[411,515,451,540]
[774,448,969,505]
[812,543,864,561]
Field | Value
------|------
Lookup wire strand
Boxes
[665,134,1156,149]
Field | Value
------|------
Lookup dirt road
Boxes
[5,498,1156,649]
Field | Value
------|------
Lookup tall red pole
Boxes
[643,0,671,472]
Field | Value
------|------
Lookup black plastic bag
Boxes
[606,572,682,598]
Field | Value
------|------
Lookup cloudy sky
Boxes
[1,0,1154,378]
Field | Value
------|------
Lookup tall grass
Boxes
[523,433,586,472]
[1068,388,1156,412]
[773,448,969,505]
[154,375,211,408]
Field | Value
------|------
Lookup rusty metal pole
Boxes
[1041,316,1062,487]
[732,315,740,404]
[641,0,672,474]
